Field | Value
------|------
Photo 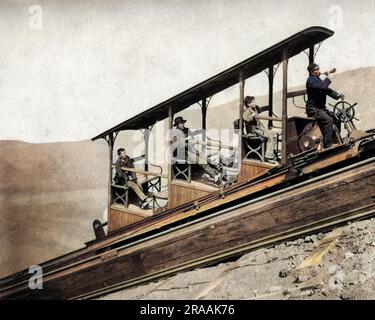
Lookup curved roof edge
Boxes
[92,26,334,141]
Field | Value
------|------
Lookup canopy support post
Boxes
[239,70,245,163]
[309,46,315,64]
[282,49,289,164]
[268,65,274,129]
[143,128,150,172]
[201,98,208,160]
[167,105,173,207]
[201,98,207,140]
[105,132,114,224]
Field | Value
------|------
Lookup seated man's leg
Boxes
[262,128,278,159]
[127,181,147,203]
[187,151,219,179]
[221,149,237,167]
[251,127,276,162]
[315,108,334,147]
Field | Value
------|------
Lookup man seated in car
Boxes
[114,148,151,209]
[243,95,278,164]
[171,116,221,184]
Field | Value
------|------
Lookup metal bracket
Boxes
[303,42,322,62]
[194,201,200,210]
[206,96,213,107]
[292,96,307,109]
[196,96,213,108]
[100,250,119,262]
[288,155,302,176]
[104,131,119,147]
[263,63,281,78]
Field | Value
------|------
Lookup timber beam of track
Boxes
[83,206,375,300]
[1,156,374,300]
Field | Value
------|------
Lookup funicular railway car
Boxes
[1,26,374,300]
[90,26,374,235]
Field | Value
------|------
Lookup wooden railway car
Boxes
[1,26,374,300]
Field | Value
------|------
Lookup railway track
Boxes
[78,157,375,299]
[1,155,374,300]
[84,206,375,300]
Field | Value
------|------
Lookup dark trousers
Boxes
[306,107,341,147]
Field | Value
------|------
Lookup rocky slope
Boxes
[99,218,375,300]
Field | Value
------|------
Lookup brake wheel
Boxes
[333,100,356,122]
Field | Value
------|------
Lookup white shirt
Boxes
[171,127,187,154]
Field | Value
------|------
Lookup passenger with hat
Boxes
[306,62,344,149]
[171,116,221,184]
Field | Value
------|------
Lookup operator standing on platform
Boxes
[305,63,344,149]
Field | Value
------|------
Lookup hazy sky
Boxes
[1,0,375,143]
